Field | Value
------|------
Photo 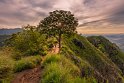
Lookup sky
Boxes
[0,0,124,34]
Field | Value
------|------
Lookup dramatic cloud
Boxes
[0,0,124,34]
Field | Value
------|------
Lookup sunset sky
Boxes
[0,0,124,34]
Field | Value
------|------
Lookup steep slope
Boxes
[87,36,124,75]
[61,34,124,83]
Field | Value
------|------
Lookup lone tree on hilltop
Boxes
[38,10,78,52]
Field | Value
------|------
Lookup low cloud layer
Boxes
[0,0,124,34]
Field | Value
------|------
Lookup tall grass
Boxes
[0,48,42,82]
[41,54,97,83]
[14,55,42,72]
[0,50,14,82]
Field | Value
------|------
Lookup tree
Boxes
[6,25,48,56]
[38,10,78,52]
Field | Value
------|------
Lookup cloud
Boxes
[0,0,54,28]
[0,0,124,33]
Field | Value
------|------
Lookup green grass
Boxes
[61,34,123,83]
[42,62,72,83]
[0,48,14,82]
[14,55,42,72]
[87,36,124,75]
[72,77,97,83]
[41,54,97,83]
[43,54,61,65]
[0,47,42,82]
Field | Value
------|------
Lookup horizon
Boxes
[0,0,124,34]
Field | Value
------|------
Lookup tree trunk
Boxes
[58,33,61,53]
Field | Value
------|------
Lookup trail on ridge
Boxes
[11,66,42,83]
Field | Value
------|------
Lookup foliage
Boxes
[38,10,78,51]
[6,25,48,56]
[0,35,10,47]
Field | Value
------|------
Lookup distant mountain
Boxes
[104,34,124,52]
[83,34,124,52]
[0,28,22,35]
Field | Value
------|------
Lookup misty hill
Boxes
[0,28,22,35]
[104,34,124,52]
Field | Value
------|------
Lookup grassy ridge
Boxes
[87,36,124,75]
[62,34,124,83]
[41,54,97,83]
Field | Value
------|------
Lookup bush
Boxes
[14,55,42,72]
[6,27,48,56]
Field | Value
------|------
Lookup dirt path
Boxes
[11,45,59,83]
[11,66,42,83]
[51,44,59,54]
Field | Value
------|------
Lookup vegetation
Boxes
[0,35,10,47]
[87,36,124,75]
[42,54,97,83]
[61,34,124,83]
[6,25,48,56]
[38,10,78,52]
[0,47,42,82]
[0,10,124,83]
[14,56,42,72]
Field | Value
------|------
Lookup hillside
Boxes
[87,36,124,75]
[1,33,124,83]
[61,34,124,83]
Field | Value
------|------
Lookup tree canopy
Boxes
[38,10,78,52]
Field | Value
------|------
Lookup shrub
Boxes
[14,56,42,72]
[6,27,48,56]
